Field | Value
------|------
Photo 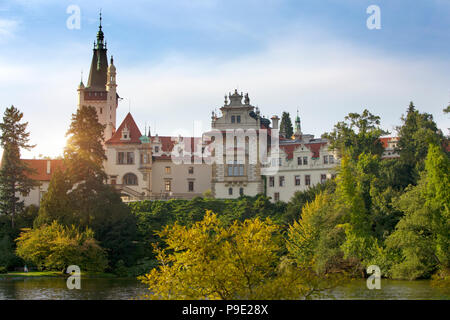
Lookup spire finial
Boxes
[96,10,105,49]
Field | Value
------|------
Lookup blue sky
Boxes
[0,0,449,158]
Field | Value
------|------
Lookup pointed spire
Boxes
[87,11,108,89]
[96,10,105,49]
[294,108,302,139]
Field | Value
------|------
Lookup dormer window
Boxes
[121,125,131,141]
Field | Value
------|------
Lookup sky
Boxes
[0,0,449,158]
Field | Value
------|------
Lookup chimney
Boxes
[46,160,51,175]
[271,115,280,130]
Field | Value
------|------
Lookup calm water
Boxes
[0,277,448,300]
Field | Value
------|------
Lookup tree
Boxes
[0,106,36,228]
[322,109,388,160]
[334,156,377,271]
[16,221,108,272]
[36,106,137,267]
[140,211,333,300]
[386,144,450,279]
[444,105,450,114]
[280,112,294,138]
[395,102,444,186]
[284,179,335,224]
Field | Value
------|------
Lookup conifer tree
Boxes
[0,106,36,228]
[37,106,137,267]
[280,112,294,138]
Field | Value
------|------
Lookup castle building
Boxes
[16,16,397,206]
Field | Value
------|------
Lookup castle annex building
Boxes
[19,17,398,206]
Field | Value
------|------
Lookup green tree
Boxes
[444,105,449,114]
[16,221,108,272]
[322,109,388,160]
[0,106,36,228]
[280,112,294,138]
[37,106,137,267]
[395,102,445,186]
[336,157,377,267]
[284,179,335,224]
[386,144,450,279]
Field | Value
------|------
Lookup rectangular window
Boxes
[274,192,280,202]
[295,175,301,186]
[271,158,277,167]
[165,167,171,174]
[228,188,233,195]
[233,161,239,176]
[188,181,194,192]
[154,146,159,153]
[297,157,302,165]
[236,115,241,123]
[323,155,329,164]
[329,155,334,164]
[269,176,275,187]
[279,176,285,187]
[165,180,171,192]
[117,152,125,164]
[231,115,235,123]
[321,174,327,183]
[279,158,282,166]
[305,175,311,186]
[188,167,194,174]
[126,152,134,164]
[303,156,308,165]
[227,160,244,176]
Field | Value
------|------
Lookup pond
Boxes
[0,277,448,300]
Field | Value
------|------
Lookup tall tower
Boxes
[77,13,118,141]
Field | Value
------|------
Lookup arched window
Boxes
[123,173,138,185]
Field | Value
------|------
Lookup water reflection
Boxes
[0,278,147,300]
[0,278,448,300]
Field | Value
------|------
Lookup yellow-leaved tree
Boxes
[139,211,332,300]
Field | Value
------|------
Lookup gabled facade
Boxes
[209,90,268,199]
[105,113,212,200]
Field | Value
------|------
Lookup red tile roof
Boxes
[280,141,327,159]
[106,113,142,145]
[306,142,327,158]
[280,144,300,160]
[21,159,65,181]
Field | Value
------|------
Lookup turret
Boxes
[294,109,302,140]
